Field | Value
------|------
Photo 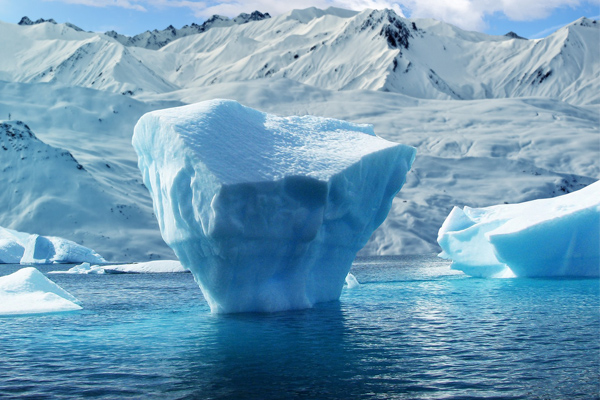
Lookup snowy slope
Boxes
[104,11,271,50]
[1,10,597,104]
[0,20,177,95]
[150,78,599,254]
[0,116,174,262]
[0,8,598,260]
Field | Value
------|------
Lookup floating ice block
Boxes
[438,181,600,277]
[133,99,415,312]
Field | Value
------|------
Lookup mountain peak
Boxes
[505,31,527,40]
[1,121,34,141]
[17,16,84,31]
[105,10,271,50]
[18,16,57,26]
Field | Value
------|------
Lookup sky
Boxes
[1,0,598,38]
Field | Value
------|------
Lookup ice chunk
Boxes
[133,99,415,313]
[0,226,106,265]
[0,227,25,263]
[49,260,186,274]
[105,260,186,273]
[345,273,360,289]
[0,267,82,315]
[438,181,600,277]
[49,262,106,274]
[21,234,106,265]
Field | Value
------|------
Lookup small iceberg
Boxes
[0,267,82,315]
[438,181,600,278]
[49,260,187,274]
[345,273,360,289]
[0,226,106,265]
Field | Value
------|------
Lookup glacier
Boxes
[0,226,106,264]
[133,99,415,313]
[0,267,82,315]
[438,181,600,278]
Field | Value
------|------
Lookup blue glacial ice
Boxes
[133,99,415,313]
[438,180,600,278]
[0,267,82,315]
[0,227,106,264]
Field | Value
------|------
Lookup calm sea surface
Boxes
[1,255,598,399]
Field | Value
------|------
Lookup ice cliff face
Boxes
[133,100,416,312]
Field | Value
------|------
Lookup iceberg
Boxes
[0,227,106,265]
[0,267,82,315]
[21,234,106,265]
[49,260,186,274]
[0,227,27,263]
[438,181,600,278]
[133,99,415,313]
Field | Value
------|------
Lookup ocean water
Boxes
[1,255,598,399]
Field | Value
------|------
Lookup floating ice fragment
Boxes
[438,181,600,277]
[21,234,106,265]
[104,260,187,273]
[50,260,186,274]
[133,99,415,313]
[0,267,82,315]
[345,273,360,289]
[0,226,106,265]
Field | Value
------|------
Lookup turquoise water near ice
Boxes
[1,255,598,399]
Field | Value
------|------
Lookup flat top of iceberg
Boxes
[0,267,82,315]
[460,181,600,236]
[136,99,401,184]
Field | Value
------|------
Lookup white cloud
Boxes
[46,0,148,11]
[396,0,594,31]
[184,0,404,18]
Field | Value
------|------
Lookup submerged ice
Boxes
[133,99,415,313]
[438,181,600,278]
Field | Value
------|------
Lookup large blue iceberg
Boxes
[133,99,415,313]
[438,181,600,278]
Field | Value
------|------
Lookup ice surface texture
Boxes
[133,99,415,313]
[0,267,82,315]
[438,181,600,278]
[0,227,106,264]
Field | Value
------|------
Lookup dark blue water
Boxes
[1,255,599,399]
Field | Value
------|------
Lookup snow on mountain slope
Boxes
[1,9,597,104]
[151,78,599,254]
[0,8,598,259]
[156,9,598,105]
[0,104,176,262]
[105,11,271,50]
[0,20,177,95]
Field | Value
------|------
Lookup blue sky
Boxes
[1,0,598,37]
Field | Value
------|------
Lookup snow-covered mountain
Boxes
[0,110,174,262]
[2,8,598,104]
[0,7,598,261]
[104,11,271,50]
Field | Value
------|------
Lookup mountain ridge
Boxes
[1,7,598,261]
[4,10,598,105]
